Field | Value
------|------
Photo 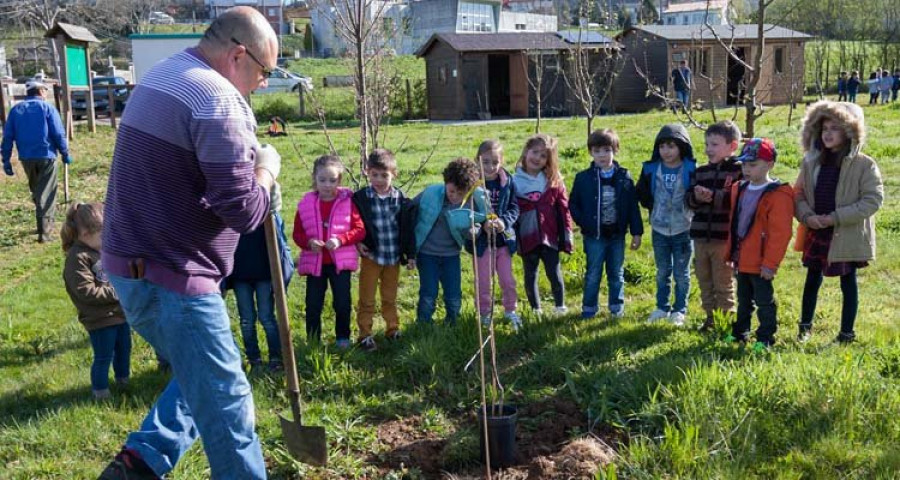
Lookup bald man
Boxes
[99,7,280,480]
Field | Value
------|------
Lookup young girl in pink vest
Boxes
[293,155,366,348]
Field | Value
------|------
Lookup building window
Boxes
[515,23,526,30]
[774,47,784,73]
[457,2,494,32]
[268,8,276,17]
[690,48,709,77]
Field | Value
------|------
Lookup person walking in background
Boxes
[98,7,282,479]
[671,59,693,112]
[867,71,879,105]
[293,155,365,348]
[847,71,860,103]
[837,71,848,102]
[878,67,892,104]
[794,101,883,344]
[62,202,131,400]
[2,78,72,243]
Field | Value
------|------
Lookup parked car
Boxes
[255,68,314,94]
[149,11,175,24]
[72,76,129,119]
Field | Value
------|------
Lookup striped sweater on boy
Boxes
[686,157,742,241]
[102,48,270,296]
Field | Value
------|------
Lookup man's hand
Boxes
[406,259,416,270]
[62,154,72,165]
[255,144,281,188]
[308,239,325,252]
[324,237,341,250]
[760,267,776,281]
[630,235,642,251]
[694,186,712,203]
[269,181,282,212]
[2,162,12,176]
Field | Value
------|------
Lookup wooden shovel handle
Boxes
[263,213,304,422]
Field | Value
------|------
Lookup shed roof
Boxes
[44,22,100,43]
[625,24,811,41]
[416,31,619,57]
[663,0,729,14]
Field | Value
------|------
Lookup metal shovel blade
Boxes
[279,414,328,466]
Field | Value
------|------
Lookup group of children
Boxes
[838,68,900,105]
[61,99,883,398]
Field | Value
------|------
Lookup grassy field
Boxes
[1,102,899,479]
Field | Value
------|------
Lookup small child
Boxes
[892,69,900,102]
[847,71,860,104]
[472,140,521,330]
[410,157,486,326]
[513,134,573,315]
[570,129,642,320]
[637,124,696,326]
[879,67,893,104]
[794,101,883,343]
[224,203,293,371]
[62,202,131,399]
[353,149,415,351]
[293,155,366,348]
[867,71,879,105]
[724,138,794,349]
[837,71,848,102]
[686,121,743,331]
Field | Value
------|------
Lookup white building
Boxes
[311,0,557,57]
[206,0,286,34]
[661,0,731,26]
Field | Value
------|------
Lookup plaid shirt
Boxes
[366,187,402,265]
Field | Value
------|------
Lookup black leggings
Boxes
[799,267,858,336]
[522,246,565,309]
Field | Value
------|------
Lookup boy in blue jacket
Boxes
[571,129,643,319]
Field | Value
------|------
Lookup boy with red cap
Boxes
[724,138,794,350]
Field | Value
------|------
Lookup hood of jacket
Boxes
[651,123,694,163]
[800,100,866,158]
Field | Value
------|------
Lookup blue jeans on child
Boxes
[416,253,462,325]
[582,235,626,316]
[233,280,281,365]
[652,230,693,314]
[88,323,132,391]
[108,274,266,480]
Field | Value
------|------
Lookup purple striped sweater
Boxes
[102,48,269,295]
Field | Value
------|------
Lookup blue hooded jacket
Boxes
[2,96,70,167]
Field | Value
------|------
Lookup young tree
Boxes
[522,48,561,134]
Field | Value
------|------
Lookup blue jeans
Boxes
[109,275,266,480]
[233,281,281,365]
[652,230,693,314]
[87,323,132,391]
[676,89,690,107]
[582,235,626,316]
[416,253,462,325]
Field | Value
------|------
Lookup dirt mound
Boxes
[370,397,618,479]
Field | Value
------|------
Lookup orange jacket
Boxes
[724,181,795,275]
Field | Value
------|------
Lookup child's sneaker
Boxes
[505,311,522,332]
[268,361,284,372]
[797,326,812,343]
[610,310,625,319]
[647,309,669,323]
[335,338,351,350]
[581,309,597,319]
[836,331,856,344]
[554,305,568,315]
[358,336,377,352]
[698,315,715,333]
[387,330,402,341]
[669,312,686,327]
[93,388,111,400]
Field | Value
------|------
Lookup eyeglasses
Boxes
[231,37,273,76]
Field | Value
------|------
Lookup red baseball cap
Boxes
[737,137,777,163]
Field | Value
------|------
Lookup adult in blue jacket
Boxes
[2,79,71,242]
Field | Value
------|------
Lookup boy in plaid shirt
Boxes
[353,149,415,351]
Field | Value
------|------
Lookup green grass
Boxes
[1,103,899,479]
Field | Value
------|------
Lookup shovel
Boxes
[263,213,328,466]
[63,163,70,204]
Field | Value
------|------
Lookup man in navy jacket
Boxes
[2,79,71,242]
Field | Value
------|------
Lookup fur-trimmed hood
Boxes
[800,100,866,157]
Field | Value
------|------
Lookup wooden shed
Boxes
[416,32,620,121]
[614,24,811,112]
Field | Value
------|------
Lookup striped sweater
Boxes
[102,48,270,295]
[686,157,742,241]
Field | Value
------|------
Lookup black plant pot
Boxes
[477,404,518,468]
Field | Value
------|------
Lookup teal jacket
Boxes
[412,184,487,252]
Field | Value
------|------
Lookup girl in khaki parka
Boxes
[794,101,884,343]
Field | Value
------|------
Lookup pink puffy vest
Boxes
[296,188,359,276]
